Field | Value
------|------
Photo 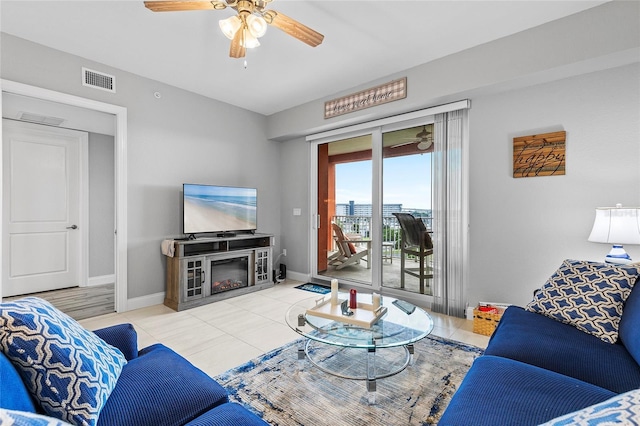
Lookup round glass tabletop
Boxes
[285,292,434,349]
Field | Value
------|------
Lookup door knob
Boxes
[66,225,78,230]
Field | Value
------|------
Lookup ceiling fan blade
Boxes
[391,141,418,148]
[263,10,324,47]
[229,28,246,58]
[144,1,227,12]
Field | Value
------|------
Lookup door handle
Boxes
[66,225,78,230]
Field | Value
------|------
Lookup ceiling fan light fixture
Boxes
[246,14,267,38]
[219,15,242,40]
[417,140,433,151]
[241,28,260,48]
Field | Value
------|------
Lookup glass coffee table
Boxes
[285,292,434,404]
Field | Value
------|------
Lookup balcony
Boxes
[320,215,433,295]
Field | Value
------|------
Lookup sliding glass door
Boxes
[309,101,470,313]
[316,134,373,287]
[381,125,434,296]
[312,119,435,303]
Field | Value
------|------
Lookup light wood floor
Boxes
[4,284,115,321]
[78,279,490,378]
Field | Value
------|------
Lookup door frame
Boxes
[307,100,470,305]
[1,79,128,312]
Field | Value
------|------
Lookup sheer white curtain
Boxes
[432,109,469,317]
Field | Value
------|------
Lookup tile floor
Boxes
[79,279,489,377]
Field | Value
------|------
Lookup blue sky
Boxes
[335,154,432,210]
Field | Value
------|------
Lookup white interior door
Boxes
[2,119,86,297]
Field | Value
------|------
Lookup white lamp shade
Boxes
[246,14,267,38]
[241,29,260,48]
[219,15,241,40]
[588,207,640,244]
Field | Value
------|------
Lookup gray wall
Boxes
[278,137,309,276]
[88,132,115,278]
[468,64,639,307]
[1,34,282,301]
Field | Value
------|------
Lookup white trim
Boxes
[126,292,165,311]
[371,126,383,292]
[308,112,440,295]
[307,100,470,142]
[80,135,89,287]
[1,79,128,312]
[87,274,115,287]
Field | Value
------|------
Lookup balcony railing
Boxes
[331,215,432,253]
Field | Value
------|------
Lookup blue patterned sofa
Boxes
[0,297,268,426]
[440,259,640,425]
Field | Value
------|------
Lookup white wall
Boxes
[1,34,282,301]
[468,63,640,307]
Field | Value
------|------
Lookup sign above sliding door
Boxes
[324,78,407,119]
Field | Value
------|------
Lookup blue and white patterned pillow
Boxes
[539,389,640,425]
[0,297,127,426]
[526,259,640,344]
[0,408,74,426]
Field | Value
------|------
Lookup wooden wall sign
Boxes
[324,77,407,119]
[513,131,566,178]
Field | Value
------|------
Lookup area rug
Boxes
[294,283,331,294]
[214,335,483,425]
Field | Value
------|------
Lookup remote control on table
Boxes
[392,299,416,315]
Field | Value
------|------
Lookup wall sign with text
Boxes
[324,77,407,119]
[513,131,566,178]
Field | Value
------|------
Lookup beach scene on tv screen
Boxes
[184,185,257,233]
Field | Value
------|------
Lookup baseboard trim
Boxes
[125,292,166,312]
[87,274,115,287]
[286,270,309,283]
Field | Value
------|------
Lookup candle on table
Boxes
[372,293,381,310]
[331,279,339,305]
[349,288,357,309]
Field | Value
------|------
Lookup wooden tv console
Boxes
[165,233,274,311]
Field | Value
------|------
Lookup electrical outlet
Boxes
[283,249,287,256]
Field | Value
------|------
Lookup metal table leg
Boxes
[367,346,376,405]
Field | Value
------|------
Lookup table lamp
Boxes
[588,204,640,265]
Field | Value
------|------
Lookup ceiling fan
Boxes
[391,125,434,151]
[143,0,324,59]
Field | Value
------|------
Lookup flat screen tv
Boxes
[183,184,257,235]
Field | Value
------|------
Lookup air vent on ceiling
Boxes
[18,112,66,126]
[82,67,116,93]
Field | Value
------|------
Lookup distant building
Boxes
[335,202,403,217]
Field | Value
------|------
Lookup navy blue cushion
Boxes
[0,353,36,413]
[184,402,269,426]
[619,281,640,365]
[439,355,616,426]
[92,324,138,361]
[97,344,229,426]
[484,306,640,393]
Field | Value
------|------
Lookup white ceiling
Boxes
[1,1,608,116]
